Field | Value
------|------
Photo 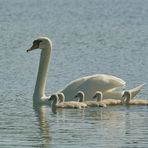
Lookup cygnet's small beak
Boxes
[26,44,39,52]
[74,95,78,98]
[92,95,96,99]
[48,97,52,101]
[122,94,125,98]
[121,94,126,102]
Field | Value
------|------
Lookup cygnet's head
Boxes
[49,94,59,103]
[93,91,103,101]
[27,37,52,52]
[122,91,131,102]
[74,91,85,102]
[57,93,65,103]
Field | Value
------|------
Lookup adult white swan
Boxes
[27,37,144,104]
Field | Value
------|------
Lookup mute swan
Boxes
[93,91,122,105]
[27,37,144,104]
[50,94,87,109]
[75,91,106,107]
[122,91,148,105]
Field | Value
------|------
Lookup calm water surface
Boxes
[0,0,148,147]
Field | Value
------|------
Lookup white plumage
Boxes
[27,37,144,104]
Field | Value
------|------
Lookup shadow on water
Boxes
[33,103,52,147]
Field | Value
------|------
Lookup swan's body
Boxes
[27,37,144,104]
[75,91,106,107]
[93,91,122,106]
[122,91,148,105]
[61,74,126,101]
[50,94,87,109]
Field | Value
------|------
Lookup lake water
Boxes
[0,0,148,147]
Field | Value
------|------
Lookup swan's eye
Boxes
[33,40,42,46]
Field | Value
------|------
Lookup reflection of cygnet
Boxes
[50,94,87,109]
[93,91,122,106]
[75,91,106,107]
[122,91,148,105]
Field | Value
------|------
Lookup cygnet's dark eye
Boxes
[33,40,42,46]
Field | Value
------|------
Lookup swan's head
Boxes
[27,37,52,52]
[122,91,131,102]
[58,93,65,103]
[93,91,103,101]
[74,91,85,102]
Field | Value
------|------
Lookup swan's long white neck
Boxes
[33,47,51,102]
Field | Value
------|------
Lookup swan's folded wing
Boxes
[85,74,126,91]
[63,74,125,91]
[61,74,125,100]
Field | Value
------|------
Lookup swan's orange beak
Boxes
[27,44,39,52]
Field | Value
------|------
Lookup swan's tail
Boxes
[127,83,145,99]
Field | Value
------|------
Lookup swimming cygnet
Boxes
[75,91,106,107]
[122,91,148,105]
[57,93,65,103]
[93,91,122,106]
[50,93,87,109]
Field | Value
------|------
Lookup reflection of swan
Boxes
[33,105,52,146]
[75,91,106,107]
[122,91,148,105]
[93,91,122,106]
[27,37,144,104]
[50,94,87,109]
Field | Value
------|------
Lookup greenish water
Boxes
[0,0,148,147]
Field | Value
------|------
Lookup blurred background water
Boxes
[0,0,148,147]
